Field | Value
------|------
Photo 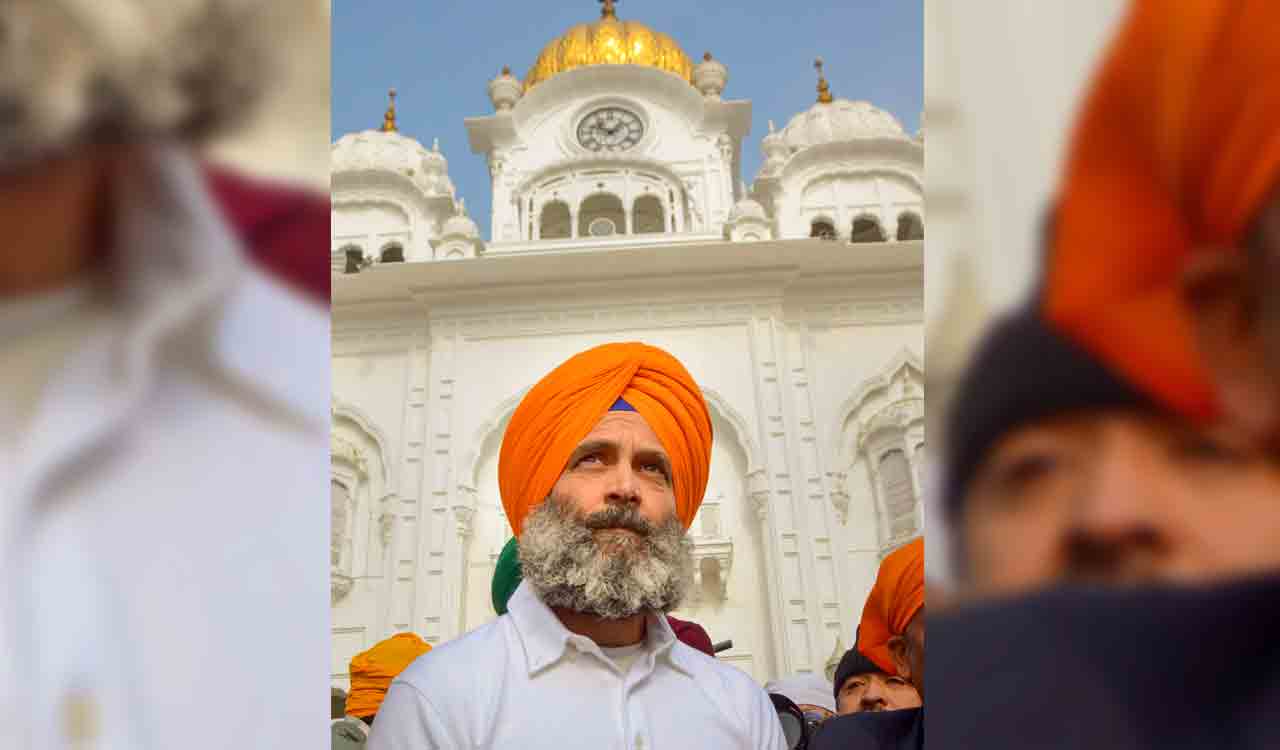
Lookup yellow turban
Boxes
[1046,0,1280,421]
[344,633,431,718]
[498,342,712,537]
[857,537,924,675]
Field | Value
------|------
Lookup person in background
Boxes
[809,538,924,749]
[0,2,329,748]
[370,343,785,749]
[832,646,920,716]
[490,535,718,656]
[333,634,432,750]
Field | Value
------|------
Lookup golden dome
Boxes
[524,1,694,92]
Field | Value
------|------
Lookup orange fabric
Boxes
[857,537,924,675]
[1045,0,1280,422]
[345,633,432,718]
[498,342,712,537]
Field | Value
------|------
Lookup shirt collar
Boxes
[506,580,694,677]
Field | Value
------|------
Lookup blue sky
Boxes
[332,1,922,240]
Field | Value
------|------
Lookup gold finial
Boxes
[599,0,618,18]
[381,88,398,132]
[815,58,833,104]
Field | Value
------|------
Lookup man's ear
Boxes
[888,634,911,682]
[1181,249,1278,442]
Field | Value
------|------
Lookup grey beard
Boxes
[0,0,270,173]
[519,494,694,620]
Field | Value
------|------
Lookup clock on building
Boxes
[576,107,644,152]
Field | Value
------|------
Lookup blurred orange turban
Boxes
[344,633,431,718]
[1045,0,1280,421]
[498,342,712,537]
[858,537,924,675]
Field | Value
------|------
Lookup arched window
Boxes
[633,194,666,234]
[896,212,924,241]
[878,450,917,538]
[539,201,571,240]
[851,216,886,243]
[340,244,364,274]
[579,193,625,237]
[810,219,837,240]
[380,243,404,263]
[331,480,350,568]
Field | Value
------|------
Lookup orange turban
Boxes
[344,633,432,718]
[498,342,712,537]
[1045,0,1280,421]
[857,537,924,675]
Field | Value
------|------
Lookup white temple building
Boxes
[331,0,924,690]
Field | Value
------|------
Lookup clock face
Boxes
[577,107,644,152]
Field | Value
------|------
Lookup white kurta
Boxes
[0,147,329,749]
[369,580,787,750]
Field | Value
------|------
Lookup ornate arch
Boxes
[332,397,394,488]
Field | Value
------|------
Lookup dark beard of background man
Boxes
[519,493,695,621]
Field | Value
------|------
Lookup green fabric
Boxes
[491,537,522,615]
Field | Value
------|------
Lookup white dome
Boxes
[728,196,767,223]
[331,129,455,197]
[780,99,907,151]
[442,212,479,239]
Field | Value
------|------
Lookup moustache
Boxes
[580,505,653,537]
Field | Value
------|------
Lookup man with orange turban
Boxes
[809,538,924,749]
[333,634,432,749]
[369,343,784,749]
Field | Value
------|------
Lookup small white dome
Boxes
[728,196,767,223]
[780,99,907,151]
[331,129,455,197]
[442,211,479,239]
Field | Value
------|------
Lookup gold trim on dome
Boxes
[381,88,398,132]
[815,58,833,104]
[523,7,694,92]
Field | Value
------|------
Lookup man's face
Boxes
[518,411,694,619]
[551,410,678,531]
[835,671,922,715]
[963,409,1280,594]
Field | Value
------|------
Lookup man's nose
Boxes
[859,682,887,710]
[603,460,641,504]
[1065,419,1170,580]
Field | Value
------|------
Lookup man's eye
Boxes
[992,453,1060,491]
[886,677,907,686]
[578,454,603,466]
[1172,433,1246,464]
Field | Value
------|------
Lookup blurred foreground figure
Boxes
[333,634,432,750]
[810,538,923,749]
[0,1,328,748]
[934,1,1280,745]
[369,343,784,749]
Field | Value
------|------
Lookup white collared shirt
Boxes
[368,581,786,750]
[0,146,329,749]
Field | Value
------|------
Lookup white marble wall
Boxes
[331,243,924,688]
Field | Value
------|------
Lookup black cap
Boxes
[833,646,885,703]
[943,308,1151,523]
